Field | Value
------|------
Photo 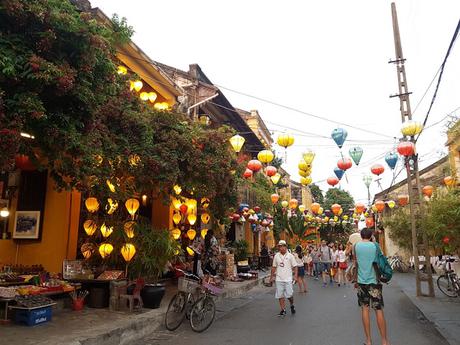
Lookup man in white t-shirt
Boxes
[270,240,298,316]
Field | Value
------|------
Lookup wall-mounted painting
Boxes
[13,211,41,239]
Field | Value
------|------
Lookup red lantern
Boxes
[247,160,262,172]
[15,154,36,171]
[327,177,339,187]
[370,164,385,176]
[265,166,277,177]
[243,169,253,179]
[337,158,352,171]
[442,236,450,245]
[311,203,320,214]
[398,195,409,206]
[331,204,341,216]
[355,203,365,214]
[375,200,385,213]
[422,185,434,198]
[254,206,261,213]
[179,204,188,215]
[365,217,375,228]
[397,141,415,157]
[271,194,280,204]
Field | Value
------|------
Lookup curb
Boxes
[73,274,268,345]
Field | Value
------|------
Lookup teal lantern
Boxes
[331,128,348,149]
[385,152,398,170]
[349,147,363,165]
[334,167,345,180]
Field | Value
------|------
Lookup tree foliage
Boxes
[309,184,324,204]
[323,188,354,212]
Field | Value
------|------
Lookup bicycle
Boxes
[388,255,409,273]
[437,256,460,298]
[165,269,222,332]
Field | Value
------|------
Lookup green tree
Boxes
[309,184,324,204]
[323,188,354,212]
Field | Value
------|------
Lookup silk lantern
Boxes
[173,185,182,195]
[302,150,316,164]
[443,176,455,187]
[387,200,396,209]
[124,221,136,238]
[229,134,245,153]
[201,213,211,224]
[125,198,140,218]
[334,167,345,180]
[201,198,210,209]
[337,158,352,171]
[385,152,398,170]
[265,166,277,177]
[397,141,415,157]
[271,173,281,184]
[85,197,99,213]
[243,169,253,179]
[327,177,339,187]
[83,220,97,236]
[271,194,280,204]
[121,243,136,262]
[81,243,95,259]
[247,160,262,172]
[331,128,348,148]
[257,150,274,164]
[371,164,385,176]
[375,200,385,213]
[171,228,181,240]
[331,204,341,216]
[289,199,299,209]
[422,185,434,198]
[277,133,295,148]
[187,213,197,226]
[349,147,363,165]
[100,223,113,238]
[311,203,320,214]
[398,195,409,206]
[401,120,423,137]
[99,243,113,258]
[281,200,289,208]
[173,212,182,225]
[301,176,312,185]
[187,229,196,240]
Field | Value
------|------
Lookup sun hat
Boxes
[278,240,287,246]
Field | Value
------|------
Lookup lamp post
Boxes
[363,175,373,207]
[0,207,10,240]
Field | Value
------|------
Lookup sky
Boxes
[92,0,460,204]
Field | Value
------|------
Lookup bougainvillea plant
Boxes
[0,0,238,220]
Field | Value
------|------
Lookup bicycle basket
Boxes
[178,277,200,293]
[202,282,224,296]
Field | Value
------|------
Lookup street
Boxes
[141,276,449,345]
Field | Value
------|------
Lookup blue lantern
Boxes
[334,167,345,180]
[385,152,398,170]
[331,128,348,148]
[349,147,363,165]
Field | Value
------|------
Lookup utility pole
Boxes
[389,3,434,297]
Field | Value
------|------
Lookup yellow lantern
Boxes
[132,80,143,92]
[148,92,157,103]
[300,176,312,185]
[125,198,140,218]
[281,200,289,208]
[81,243,94,259]
[124,221,136,239]
[85,197,99,213]
[173,212,182,225]
[99,243,113,258]
[185,199,197,214]
[106,198,118,215]
[229,134,245,153]
[302,150,316,164]
[387,200,396,209]
[371,204,378,213]
[201,229,208,238]
[106,179,116,193]
[173,185,182,195]
[117,65,127,75]
[187,213,197,225]
[201,213,210,224]
[100,223,113,238]
[277,133,295,148]
[128,154,141,167]
[201,198,210,209]
[172,198,182,210]
[401,120,423,137]
[257,150,274,164]
[298,160,309,171]
[140,92,149,101]
[121,243,136,262]
[318,207,324,215]
[187,229,196,240]
[154,102,169,111]
[270,173,281,185]
[298,205,306,213]
[83,220,97,236]
[171,228,181,240]
[186,246,195,256]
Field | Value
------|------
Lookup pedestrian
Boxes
[319,240,334,287]
[311,245,320,280]
[354,228,390,345]
[270,240,298,316]
[293,245,308,293]
[305,246,314,277]
[331,243,339,283]
[337,243,347,286]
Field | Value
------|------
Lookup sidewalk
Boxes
[0,273,268,345]
[395,272,460,345]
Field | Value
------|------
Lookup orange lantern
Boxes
[187,229,196,240]
[124,221,136,239]
[289,199,298,209]
[125,198,140,218]
[331,204,341,216]
[355,203,365,214]
[83,220,97,236]
[365,217,375,228]
[443,176,455,187]
[201,213,210,224]
[120,243,136,262]
[311,203,320,214]
[398,195,409,206]
[271,194,280,204]
[173,212,182,225]
[422,185,434,198]
[100,223,113,238]
[85,197,99,213]
[375,200,385,213]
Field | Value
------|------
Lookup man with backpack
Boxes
[319,240,334,287]
[354,228,391,345]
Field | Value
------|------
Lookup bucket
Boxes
[72,298,84,311]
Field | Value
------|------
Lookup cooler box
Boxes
[14,306,52,326]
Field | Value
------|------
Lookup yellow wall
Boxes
[447,123,460,180]
[152,197,171,230]
[0,176,81,273]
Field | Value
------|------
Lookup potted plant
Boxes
[130,223,179,309]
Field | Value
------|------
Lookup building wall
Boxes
[0,176,81,273]
[447,122,460,180]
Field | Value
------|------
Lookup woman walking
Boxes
[305,246,314,277]
[337,243,347,286]
[293,245,308,293]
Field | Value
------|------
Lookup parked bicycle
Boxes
[165,269,222,332]
[388,255,409,273]
[436,256,460,298]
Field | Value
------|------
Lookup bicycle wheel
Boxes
[189,296,216,333]
[437,275,458,298]
[165,292,191,331]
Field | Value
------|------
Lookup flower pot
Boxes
[72,298,84,311]
[140,284,165,309]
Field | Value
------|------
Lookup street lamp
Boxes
[1,207,9,240]
[363,175,373,206]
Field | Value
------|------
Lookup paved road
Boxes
[141,276,449,345]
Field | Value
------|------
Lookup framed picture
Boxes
[13,211,41,239]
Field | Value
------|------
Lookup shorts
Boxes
[321,262,331,273]
[275,281,294,299]
[298,266,305,277]
[357,284,384,310]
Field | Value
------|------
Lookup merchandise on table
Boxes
[15,295,55,308]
